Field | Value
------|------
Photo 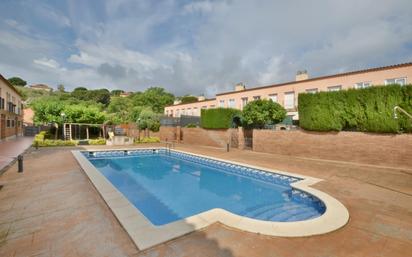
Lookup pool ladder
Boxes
[165,142,174,155]
[393,106,412,120]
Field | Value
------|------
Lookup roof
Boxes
[30,84,51,89]
[0,73,23,97]
[166,98,216,108]
[216,62,412,96]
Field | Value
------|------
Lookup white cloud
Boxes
[183,1,214,14]
[33,58,61,69]
[0,0,412,96]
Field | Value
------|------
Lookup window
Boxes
[328,85,342,92]
[165,110,169,116]
[253,96,261,100]
[354,82,371,89]
[209,105,215,109]
[284,92,295,109]
[170,110,173,117]
[201,106,207,109]
[228,99,235,108]
[306,88,318,94]
[219,100,225,107]
[187,108,192,115]
[6,119,10,128]
[176,109,180,117]
[181,109,185,115]
[241,97,248,109]
[268,94,278,102]
[11,120,15,127]
[385,77,406,86]
[193,107,198,116]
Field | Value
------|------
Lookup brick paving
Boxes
[0,136,34,172]
[0,144,411,257]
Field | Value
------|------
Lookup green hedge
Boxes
[200,108,241,129]
[33,139,77,147]
[134,136,160,144]
[298,84,412,133]
[88,138,106,145]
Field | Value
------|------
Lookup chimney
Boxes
[296,70,309,81]
[235,82,246,91]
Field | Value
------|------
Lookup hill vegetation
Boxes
[10,76,175,130]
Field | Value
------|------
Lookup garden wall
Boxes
[159,126,178,142]
[253,130,412,168]
[181,128,232,147]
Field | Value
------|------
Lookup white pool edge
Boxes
[72,148,349,250]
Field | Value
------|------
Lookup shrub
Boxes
[201,108,241,129]
[185,123,197,128]
[242,99,287,128]
[298,84,412,133]
[88,138,106,145]
[134,137,160,144]
[33,139,77,147]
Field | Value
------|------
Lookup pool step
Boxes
[243,202,321,222]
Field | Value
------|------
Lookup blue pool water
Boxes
[86,150,325,225]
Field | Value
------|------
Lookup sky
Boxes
[0,0,411,97]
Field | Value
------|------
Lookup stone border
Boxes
[72,148,349,250]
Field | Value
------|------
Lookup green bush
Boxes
[88,138,106,145]
[201,108,241,129]
[185,123,197,128]
[298,84,412,133]
[242,99,287,128]
[134,137,160,144]
[33,139,77,147]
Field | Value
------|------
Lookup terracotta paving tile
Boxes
[0,145,411,256]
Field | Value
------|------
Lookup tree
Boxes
[63,104,106,124]
[90,89,111,106]
[31,99,65,125]
[71,87,89,101]
[111,89,124,96]
[137,108,160,132]
[132,87,174,113]
[180,95,198,104]
[107,97,132,123]
[8,77,27,87]
[57,84,65,92]
[242,99,286,128]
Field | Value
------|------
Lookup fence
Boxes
[160,115,201,127]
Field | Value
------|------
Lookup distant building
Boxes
[165,62,412,119]
[119,92,131,97]
[0,74,23,140]
[29,84,53,92]
[23,108,34,126]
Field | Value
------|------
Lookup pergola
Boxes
[63,123,105,140]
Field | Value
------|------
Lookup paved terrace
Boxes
[0,144,411,257]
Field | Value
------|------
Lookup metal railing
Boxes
[393,106,412,120]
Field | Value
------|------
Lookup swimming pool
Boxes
[86,149,325,225]
[73,148,349,250]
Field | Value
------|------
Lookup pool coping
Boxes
[72,148,349,250]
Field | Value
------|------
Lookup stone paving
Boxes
[0,136,34,172]
[0,144,411,257]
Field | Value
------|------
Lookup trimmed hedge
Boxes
[134,136,160,144]
[88,138,106,145]
[200,108,241,129]
[298,84,412,133]
[33,139,77,147]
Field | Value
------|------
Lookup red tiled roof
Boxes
[216,62,412,96]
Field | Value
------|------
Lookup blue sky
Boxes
[0,0,411,96]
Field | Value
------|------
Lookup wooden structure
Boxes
[63,123,105,140]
